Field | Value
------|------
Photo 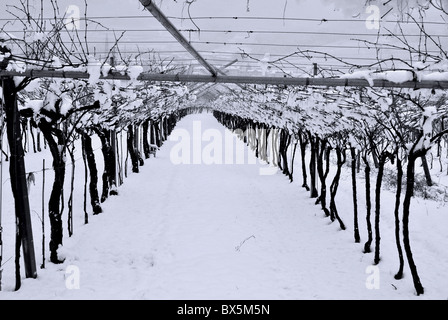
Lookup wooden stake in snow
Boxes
[2,77,37,279]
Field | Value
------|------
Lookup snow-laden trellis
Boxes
[0,0,447,296]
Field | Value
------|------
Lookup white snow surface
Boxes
[0,113,447,300]
[341,69,448,85]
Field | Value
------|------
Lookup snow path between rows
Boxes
[1,113,446,300]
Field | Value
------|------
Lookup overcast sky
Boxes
[1,0,446,76]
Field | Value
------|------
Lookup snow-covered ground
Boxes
[0,113,447,300]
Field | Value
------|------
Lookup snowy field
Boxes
[0,112,447,300]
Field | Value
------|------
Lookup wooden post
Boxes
[0,70,447,90]
[120,131,124,184]
[41,159,45,269]
[2,77,37,279]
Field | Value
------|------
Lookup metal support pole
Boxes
[139,0,218,77]
[2,77,37,279]
[313,63,318,77]
[0,70,447,90]
[189,59,239,94]
[0,80,4,290]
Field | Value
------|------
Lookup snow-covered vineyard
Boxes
[0,0,447,300]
